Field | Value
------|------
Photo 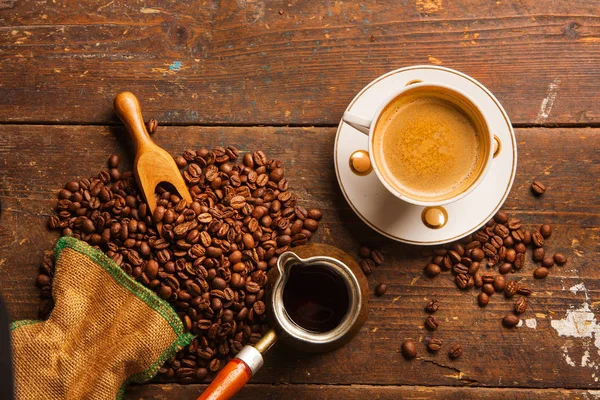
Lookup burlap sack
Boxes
[10,237,194,400]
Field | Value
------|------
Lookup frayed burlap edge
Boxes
[11,236,195,400]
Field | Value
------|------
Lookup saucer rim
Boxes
[333,65,517,245]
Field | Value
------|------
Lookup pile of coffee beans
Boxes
[424,207,567,328]
[39,147,322,383]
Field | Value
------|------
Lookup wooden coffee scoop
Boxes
[114,92,192,235]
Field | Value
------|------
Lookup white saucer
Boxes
[334,66,517,245]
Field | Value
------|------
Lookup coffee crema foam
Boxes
[373,95,484,202]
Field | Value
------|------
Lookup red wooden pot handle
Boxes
[196,358,252,400]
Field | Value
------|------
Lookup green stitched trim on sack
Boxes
[10,319,41,331]
[52,237,195,399]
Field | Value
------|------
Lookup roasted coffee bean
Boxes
[425,315,439,330]
[482,283,495,296]
[491,236,503,249]
[360,259,375,275]
[374,283,387,296]
[499,262,513,275]
[147,119,158,134]
[424,263,441,278]
[401,340,417,359]
[498,246,507,261]
[358,246,371,258]
[371,249,384,265]
[502,314,520,328]
[441,255,453,271]
[468,261,480,275]
[503,236,514,247]
[517,286,532,296]
[449,344,463,359]
[507,218,522,230]
[483,243,497,258]
[514,253,525,270]
[532,247,545,262]
[494,210,509,224]
[511,229,525,242]
[432,255,444,266]
[478,292,489,307]
[108,154,120,169]
[540,224,552,239]
[505,248,516,263]
[494,224,510,238]
[452,263,468,275]
[554,253,567,265]
[425,299,439,313]
[427,338,443,352]
[532,231,545,248]
[514,242,527,254]
[522,230,532,245]
[514,297,528,314]
[455,273,471,290]
[534,267,549,279]
[505,280,519,298]
[451,243,465,257]
[448,250,461,264]
[470,248,484,262]
[482,273,494,284]
[542,256,555,268]
[493,275,506,291]
[531,180,546,196]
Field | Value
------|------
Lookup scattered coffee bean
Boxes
[108,154,120,169]
[427,338,443,352]
[531,181,546,196]
[514,242,527,254]
[494,210,509,224]
[482,283,495,296]
[502,314,520,328]
[478,292,489,307]
[505,280,519,298]
[147,118,158,134]
[534,267,549,279]
[371,249,384,265]
[540,224,552,239]
[425,263,441,278]
[532,231,545,248]
[492,275,505,292]
[498,262,513,275]
[375,283,387,296]
[514,297,528,314]
[401,340,417,359]
[471,248,484,262]
[358,246,371,259]
[542,256,555,268]
[425,315,439,330]
[449,344,463,359]
[425,299,440,313]
[517,286,532,296]
[514,253,525,270]
[554,253,567,265]
[360,259,375,275]
[532,247,545,262]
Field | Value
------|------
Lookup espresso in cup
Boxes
[371,86,490,203]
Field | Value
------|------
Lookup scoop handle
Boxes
[196,358,253,400]
[114,92,154,153]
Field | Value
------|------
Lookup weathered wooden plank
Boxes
[0,125,598,389]
[125,384,600,399]
[0,1,599,125]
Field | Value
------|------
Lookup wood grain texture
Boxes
[0,1,599,125]
[0,125,598,391]
[126,384,600,399]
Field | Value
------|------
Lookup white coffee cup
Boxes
[342,82,494,207]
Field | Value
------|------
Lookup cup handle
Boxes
[342,111,372,135]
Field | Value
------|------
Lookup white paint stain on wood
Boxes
[535,78,561,123]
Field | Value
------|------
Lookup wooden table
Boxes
[1,1,599,398]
